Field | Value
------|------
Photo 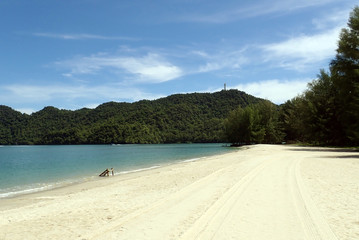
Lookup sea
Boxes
[0,143,233,198]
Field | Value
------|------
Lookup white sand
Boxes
[0,144,358,240]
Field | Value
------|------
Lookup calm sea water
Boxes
[0,144,233,198]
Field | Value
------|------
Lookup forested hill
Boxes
[0,90,265,145]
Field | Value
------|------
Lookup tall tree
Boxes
[303,70,344,145]
[224,106,259,145]
[256,100,284,144]
[280,70,346,145]
[330,6,359,144]
[224,102,284,146]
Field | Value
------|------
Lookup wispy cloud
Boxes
[1,84,164,110]
[234,79,309,104]
[194,49,248,73]
[15,108,37,115]
[180,0,338,23]
[33,32,138,41]
[56,53,183,83]
[312,8,349,29]
[261,27,341,70]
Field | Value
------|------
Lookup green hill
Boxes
[0,90,265,144]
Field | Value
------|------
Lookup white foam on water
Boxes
[0,176,97,199]
[181,157,203,163]
[0,184,55,198]
[117,165,161,175]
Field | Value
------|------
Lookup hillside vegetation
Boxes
[0,90,264,145]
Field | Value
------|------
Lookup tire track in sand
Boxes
[87,146,338,240]
[179,157,274,240]
[181,152,338,239]
[291,158,338,240]
[85,155,266,240]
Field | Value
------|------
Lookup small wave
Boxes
[181,157,203,163]
[0,184,55,198]
[0,176,94,199]
[117,165,161,175]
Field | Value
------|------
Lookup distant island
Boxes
[0,90,265,145]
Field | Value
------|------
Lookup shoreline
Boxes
[0,144,234,199]
[1,144,358,240]
[0,150,238,207]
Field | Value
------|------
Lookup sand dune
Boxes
[1,145,358,239]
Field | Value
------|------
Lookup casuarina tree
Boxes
[330,6,359,145]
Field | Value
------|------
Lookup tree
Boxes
[224,103,283,146]
[280,7,359,146]
[280,70,345,145]
[330,6,359,145]
[256,100,284,143]
[280,97,304,143]
[305,70,345,145]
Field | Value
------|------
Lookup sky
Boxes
[0,0,357,114]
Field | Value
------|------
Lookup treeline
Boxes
[0,90,264,145]
[279,6,359,146]
[224,6,359,147]
[224,101,283,145]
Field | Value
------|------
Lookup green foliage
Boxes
[304,70,345,145]
[0,90,264,145]
[0,105,29,144]
[224,101,283,145]
[256,101,284,143]
[280,70,344,145]
[330,6,359,144]
[279,6,359,146]
[279,97,306,143]
[224,106,252,145]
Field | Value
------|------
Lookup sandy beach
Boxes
[0,144,358,240]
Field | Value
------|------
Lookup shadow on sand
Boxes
[288,146,359,159]
[287,146,358,153]
[286,146,359,159]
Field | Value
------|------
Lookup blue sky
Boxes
[0,0,357,114]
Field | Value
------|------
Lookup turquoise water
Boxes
[0,144,233,198]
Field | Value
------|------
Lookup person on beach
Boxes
[99,168,114,177]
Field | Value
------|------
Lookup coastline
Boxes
[0,143,232,199]
[0,150,235,207]
[1,145,358,239]
[0,164,163,200]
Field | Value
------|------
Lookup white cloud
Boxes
[312,9,349,29]
[15,108,36,115]
[57,53,183,83]
[114,54,183,83]
[191,51,210,58]
[234,79,309,104]
[195,49,248,73]
[83,103,101,109]
[180,0,339,23]
[261,27,341,70]
[2,84,164,106]
[33,32,137,41]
